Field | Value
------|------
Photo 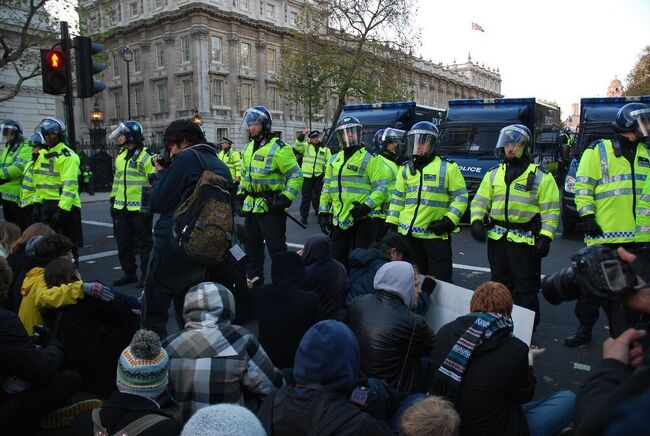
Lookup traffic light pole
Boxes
[61,21,76,150]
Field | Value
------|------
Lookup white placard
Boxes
[424,280,535,346]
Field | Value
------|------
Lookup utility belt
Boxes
[246,190,282,200]
[490,214,540,233]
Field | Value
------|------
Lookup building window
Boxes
[155,42,165,69]
[211,36,222,63]
[129,1,138,17]
[267,3,275,18]
[112,91,122,119]
[133,48,141,73]
[240,83,252,110]
[211,78,224,106]
[181,79,192,110]
[154,0,163,9]
[156,83,167,113]
[180,36,191,63]
[266,87,278,111]
[216,128,228,142]
[266,48,277,72]
[239,0,249,11]
[240,42,251,67]
[134,88,143,116]
[112,53,119,77]
[289,10,297,24]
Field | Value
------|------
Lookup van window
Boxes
[438,124,502,156]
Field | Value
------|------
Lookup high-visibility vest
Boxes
[239,137,303,213]
[387,156,468,239]
[218,148,242,180]
[111,146,155,212]
[32,142,81,211]
[471,162,560,245]
[636,179,650,242]
[319,147,388,230]
[370,155,399,220]
[293,140,331,178]
[0,140,32,204]
[19,160,38,207]
[575,139,650,245]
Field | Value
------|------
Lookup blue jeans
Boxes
[522,390,576,436]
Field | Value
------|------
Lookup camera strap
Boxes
[396,314,417,391]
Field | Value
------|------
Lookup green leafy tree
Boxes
[624,46,650,96]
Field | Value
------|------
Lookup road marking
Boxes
[79,250,118,262]
[82,220,113,228]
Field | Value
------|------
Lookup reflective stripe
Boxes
[541,213,559,221]
[450,187,468,197]
[365,198,376,209]
[490,208,537,220]
[387,210,399,218]
[407,185,447,195]
[490,167,499,184]
[36,184,60,190]
[404,198,448,208]
[20,185,35,191]
[578,205,595,215]
[575,189,592,196]
[391,198,405,206]
[33,169,59,177]
[638,207,650,216]
[585,231,635,241]
[600,173,635,184]
[340,175,368,184]
[576,176,597,185]
[541,224,556,233]
[62,180,78,186]
[286,186,299,196]
[254,178,285,186]
[538,201,558,209]
[594,188,635,200]
[250,167,279,176]
[286,164,301,179]
[598,141,609,179]
[449,207,463,218]
[264,142,281,170]
[61,191,76,198]
[358,152,372,175]
[328,186,372,195]
[439,160,447,188]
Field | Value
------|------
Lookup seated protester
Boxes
[4,223,55,312]
[0,221,21,258]
[182,404,266,436]
[70,330,182,436]
[165,282,283,420]
[346,233,410,305]
[17,234,113,335]
[399,396,460,436]
[0,256,96,432]
[259,320,391,436]
[44,257,140,396]
[301,234,347,319]
[255,251,321,369]
[430,281,575,436]
[346,261,435,392]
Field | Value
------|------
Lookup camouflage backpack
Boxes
[172,148,234,265]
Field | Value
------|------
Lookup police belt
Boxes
[246,190,282,199]
[489,218,536,232]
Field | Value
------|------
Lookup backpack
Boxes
[172,148,234,265]
[92,409,168,436]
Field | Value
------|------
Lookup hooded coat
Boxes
[255,252,321,369]
[346,261,435,392]
[345,247,389,305]
[165,282,283,420]
[302,234,347,319]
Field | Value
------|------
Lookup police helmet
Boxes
[30,132,45,147]
[405,121,439,157]
[109,120,145,144]
[335,116,363,149]
[495,124,531,160]
[1,119,23,141]
[241,105,272,134]
[613,103,650,140]
[35,118,66,140]
[373,128,406,156]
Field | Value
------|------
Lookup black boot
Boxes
[113,274,137,287]
[564,326,592,347]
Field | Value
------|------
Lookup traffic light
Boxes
[75,36,106,98]
[40,48,67,95]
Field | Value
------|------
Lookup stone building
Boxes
[607,77,624,97]
[77,0,501,147]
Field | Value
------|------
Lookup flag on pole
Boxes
[471,22,485,32]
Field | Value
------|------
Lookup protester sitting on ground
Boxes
[430,281,575,436]
[346,233,410,305]
[4,223,55,312]
[165,282,283,420]
[0,256,99,432]
[301,234,347,319]
[258,320,392,436]
[17,234,114,334]
[399,395,460,436]
[43,257,140,396]
[255,251,321,369]
[70,329,183,436]
[0,220,21,258]
[346,261,435,392]
[182,403,266,436]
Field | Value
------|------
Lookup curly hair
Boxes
[33,234,74,268]
[0,257,14,302]
[9,223,55,254]
[470,281,513,316]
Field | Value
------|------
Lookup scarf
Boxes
[432,312,514,402]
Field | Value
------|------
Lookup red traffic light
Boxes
[47,50,65,70]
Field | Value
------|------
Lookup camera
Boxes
[153,147,172,168]
[542,245,638,305]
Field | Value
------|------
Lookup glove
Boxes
[350,202,371,221]
[579,215,603,237]
[428,216,455,235]
[31,205,40,224]
[272,194,292,212]
[386,223,399,235]
[109,197,116,220]
[235,194,246,217]
[535,235,552,258]
[470,220,487,242]
[32,324,52,347]
[318,213,333,235]
[82,282,115,302]
[51,208,71,228]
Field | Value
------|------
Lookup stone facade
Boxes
[77,0,502,147]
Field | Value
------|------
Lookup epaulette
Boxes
[487,164,500,173]
[586,140,603,150]
[61,147,71,157]
[538,166,550,174]
[441,156,456,164]
[143,147,153,156]
[276,139,287,147]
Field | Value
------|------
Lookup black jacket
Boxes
[430,315,534,436]
[4,248,34,312]
[346,290,434,392]
[302,235,347,319]
[70,392,182,436]
[345,248,388,305]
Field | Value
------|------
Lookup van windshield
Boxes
[438,124,503,157]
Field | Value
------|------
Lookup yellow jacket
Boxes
[18,267,84,335]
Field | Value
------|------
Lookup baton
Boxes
[284,210,307,229]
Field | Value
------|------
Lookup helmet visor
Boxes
[405,130,437,156]
[240,108,270,132]
[335,124,362,148]
[1,123,20,141]
[36,118,65,136]
[109,122,129,141]
[30,132,45,147]
[495,126,530,159]
[382,128,406,155]
[631,108,650,139]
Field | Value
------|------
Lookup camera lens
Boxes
[541,267,580,305]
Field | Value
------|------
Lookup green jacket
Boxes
[0,140,32,204]
[32,142,81,211]
[111,146,155,211]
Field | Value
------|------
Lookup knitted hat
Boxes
[116,329,169,399]
[181,404,266,436]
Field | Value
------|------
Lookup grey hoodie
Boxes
[373,261,416,309]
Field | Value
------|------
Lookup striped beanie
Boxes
[116,329,169,399]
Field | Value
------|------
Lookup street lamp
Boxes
[192,107,202,125]
[90,101,103,125]
[120,47,134,120]
[89,100,106,148]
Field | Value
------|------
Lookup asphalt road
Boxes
[73,197,608,400]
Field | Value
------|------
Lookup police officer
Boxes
[19,132,45,229]
[370,127,405,241]
[387,122,467,281]
[109,121,155,288]
[0,120,32,227]
[32,117,83,258]
[565,103,650,346]
[294,129,330,225]
[318,116,388,265]
[470,124,560,329]
[238,105,303,285]
[217,137,242,185]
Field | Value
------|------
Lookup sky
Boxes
[415,0,650,118]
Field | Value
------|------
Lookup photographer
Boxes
[142,119,232,338]
[574,247,650,435]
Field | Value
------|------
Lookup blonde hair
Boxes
[399,396,460,436]
[470,281,513,316]
[0,221,21,254]
[9,223,55,254]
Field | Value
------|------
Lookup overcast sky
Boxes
[415,0,650,117]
